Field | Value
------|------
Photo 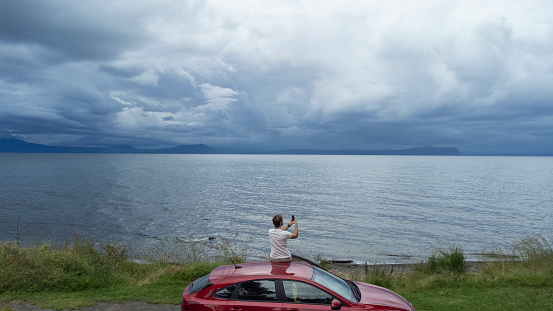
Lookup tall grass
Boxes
[416,246,467,274]
[359,263,395,288]
[369,236,553,311]
[0,237,130,293]
[511,235,553,268]
[140,238,247,265]
[480,234,553,278]
[351,247,466,290]
[0,236,245,295]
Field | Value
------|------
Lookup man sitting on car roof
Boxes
[269,214,298,262]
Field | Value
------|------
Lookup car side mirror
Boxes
[331,299,341,310]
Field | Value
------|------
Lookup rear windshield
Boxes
[189,274,213,294]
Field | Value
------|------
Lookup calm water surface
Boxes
[1,153,552,263]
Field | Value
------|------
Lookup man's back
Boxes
[269,228,292,260]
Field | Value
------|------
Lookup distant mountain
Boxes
[270,146,461,156]
[1,138,460,155]
[0,139,77,153]
[105,145,140,153]
[150,144,223,154]
[0,139,222,154]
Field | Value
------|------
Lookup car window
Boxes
[189,274,213,294]
[214,284,237,299]
[282,280,334,305]
[236,280,277,301]
[311,267,357,302]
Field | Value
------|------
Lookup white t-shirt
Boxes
[269,228,293,260]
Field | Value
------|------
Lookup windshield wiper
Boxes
[346,280,361,302]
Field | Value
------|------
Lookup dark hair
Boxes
[272,214,283,227]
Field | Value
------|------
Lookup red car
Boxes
[182,260,415,310]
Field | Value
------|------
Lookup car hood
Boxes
[353,281,415,311]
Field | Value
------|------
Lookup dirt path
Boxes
[7,302,178,311]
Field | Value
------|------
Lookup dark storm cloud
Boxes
[1,0,552,153]
[0,0,145,60]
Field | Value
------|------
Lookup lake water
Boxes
[1,153,552,264]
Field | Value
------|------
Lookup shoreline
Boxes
[327,260,493,276]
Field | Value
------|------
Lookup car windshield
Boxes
[311,266,358,302]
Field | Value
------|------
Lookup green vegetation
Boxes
[313,253,331,270]
[415,246,467,274]
[0,236,245,310]
[347,235,553,311]
[1,235,553,311]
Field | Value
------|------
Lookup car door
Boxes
[280,280,349,311]
[224,279,282,311]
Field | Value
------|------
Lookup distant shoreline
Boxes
[0,138,462,155]
[2,138,552,156]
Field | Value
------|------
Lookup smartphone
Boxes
[291,215,295,221]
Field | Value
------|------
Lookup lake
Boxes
[1,153,552,264]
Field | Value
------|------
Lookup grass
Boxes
[1,235,553,311]
[415,246,467,274]
[0,236,245,310]
[345,235,553,311]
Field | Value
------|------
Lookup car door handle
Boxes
[229,308,242,311]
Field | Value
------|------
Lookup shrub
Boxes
[417,246,466,274]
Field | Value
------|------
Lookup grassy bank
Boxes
[1,235,553,310]
[343,236,553,311]
[0,237,244,310]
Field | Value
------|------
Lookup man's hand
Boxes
[290,217,299,239]
[289,216,296,227]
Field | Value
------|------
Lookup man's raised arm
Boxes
[290,219,298,239]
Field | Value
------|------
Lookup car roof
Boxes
[209,261,315,284]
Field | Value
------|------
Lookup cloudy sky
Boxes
[1,0,552,154]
